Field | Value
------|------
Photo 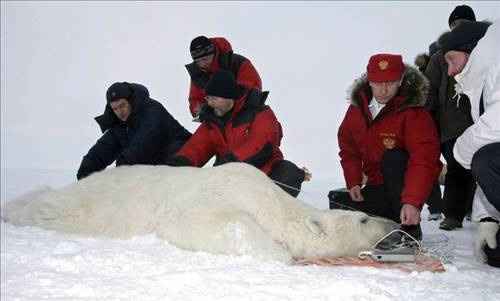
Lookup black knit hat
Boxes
[190,36,215,59]
[106,82,132,103]
[205,70,245,100]
[448,5,476,27]
[443,21,490,54]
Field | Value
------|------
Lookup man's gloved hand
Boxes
[198,103,212,123]
[213,152,239,166]
[115,155,128,166]
[475,221,499,263]
[166,156,191,167]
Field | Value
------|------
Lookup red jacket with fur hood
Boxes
[338,65,442,208]
[185,37,262,117]
[174,89,283,174]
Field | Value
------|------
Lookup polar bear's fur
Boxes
[2,163,397,264]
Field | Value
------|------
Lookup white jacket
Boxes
[453,20,500,221]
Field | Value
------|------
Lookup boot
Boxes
[427,212,443,221]
[439,216,463,231]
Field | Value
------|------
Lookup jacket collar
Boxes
[199,88,269,126]
[349,64,429,112]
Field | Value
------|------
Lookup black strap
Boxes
[479,217,499,224]
[185,52,248,90]
[479,91,485,116]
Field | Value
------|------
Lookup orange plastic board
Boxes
[294,254,446,273]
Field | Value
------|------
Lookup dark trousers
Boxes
[268,160,305,198]
[471,143,500,213]
[330,150,422,224]
[442,138,476,220]
[485,229,500,268]
[470,143,500,268]
[427,183,443,214]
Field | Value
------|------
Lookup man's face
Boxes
[369,79,402,104]
[445,51,469,76]
[194,53,215,72]
[110,98,132,122]
[205,95,234,117]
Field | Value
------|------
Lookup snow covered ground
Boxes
[1,169,500,300]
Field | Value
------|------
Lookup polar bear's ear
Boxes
[305,216,323,235]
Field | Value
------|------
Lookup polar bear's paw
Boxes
[223,218,293,265]
[157,208,293,264]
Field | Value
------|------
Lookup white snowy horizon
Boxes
[2,1,499,182]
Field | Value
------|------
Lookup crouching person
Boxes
[333,54,442,240]
[442,21,500,267]
[167,70,311,197]
[77,82,192,179]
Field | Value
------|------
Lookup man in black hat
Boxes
[448,5,476,30]
[76,82,192,180]
[168,70,311,197]
[423,5,477,229]
[443,21,500,268]
[185,36,262,120]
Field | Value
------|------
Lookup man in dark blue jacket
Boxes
[77,82,192,179]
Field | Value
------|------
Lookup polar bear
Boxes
[2,163,398,264]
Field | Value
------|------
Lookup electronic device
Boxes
[370,248,416,263]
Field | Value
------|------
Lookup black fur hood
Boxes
[348,64,429,112]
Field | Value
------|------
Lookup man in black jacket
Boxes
[77,82,192,179]
[424,5,477,230]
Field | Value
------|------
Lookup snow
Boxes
[2,169,500,300]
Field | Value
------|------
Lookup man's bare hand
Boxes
[349,185,364,202]
[400,204,421,225]
[302,167,312,181]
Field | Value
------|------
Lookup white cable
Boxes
[270,179,310,194]
[372,229,422,256]
[291,187,456,263]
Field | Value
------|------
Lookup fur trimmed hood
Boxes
[414,53,430,71]
[437,31,451,48]
[348,64,429,112]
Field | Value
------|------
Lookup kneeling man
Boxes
[443,21,500,267]
[77,82,192,179]
[335,54,442,240]
[168,70,310,197]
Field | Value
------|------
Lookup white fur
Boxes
[1,163,397,264]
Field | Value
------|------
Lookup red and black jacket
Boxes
[171,89,283,174]
[185,37,262,117]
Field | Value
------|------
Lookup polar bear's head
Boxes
[290,209,399,258]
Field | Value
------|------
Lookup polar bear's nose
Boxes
[376,231,402,250]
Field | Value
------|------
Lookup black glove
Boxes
[214,152,240,166]
[198,103,213,123]
[166,156,192,167]
[77,158,99,180]
[115,155,128,166]
[76,168,92,180]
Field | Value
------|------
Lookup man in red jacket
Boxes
[185,36,262,120]
[333,54,442,240]
[168,70,310,197]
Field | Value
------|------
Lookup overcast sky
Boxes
[1,1,499,182]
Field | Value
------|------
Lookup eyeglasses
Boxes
[205,96,217,103]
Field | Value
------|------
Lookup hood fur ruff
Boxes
[414,53,430,69]
[348,64,429,112]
